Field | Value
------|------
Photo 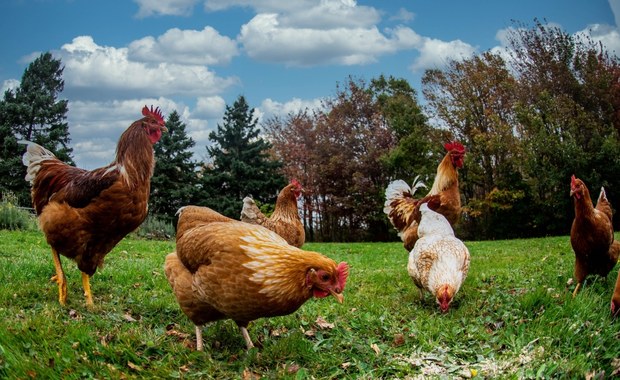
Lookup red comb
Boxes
[142,105,165,125]
[444,141,465,153]
[291,178,301,187]
[571,174,576,186]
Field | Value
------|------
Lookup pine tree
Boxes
[199,95,285,218]
[0,52,71,205]
[150,110,198,219]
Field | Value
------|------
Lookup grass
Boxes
[1,231,620,379]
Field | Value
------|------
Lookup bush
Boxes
[134,214,175,240]
[0,192,37,231]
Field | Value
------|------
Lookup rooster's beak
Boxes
[330,289,344,304]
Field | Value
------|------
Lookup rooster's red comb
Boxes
[142,105,165,125]
[444,141,466,154]
[291,178,301,188]
[571,174,577,187]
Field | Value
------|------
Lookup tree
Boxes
[150,110,198,219]
[198,95,285,218]
[507,19,620,233]
[422,52,528,239]
[0,52,72,205]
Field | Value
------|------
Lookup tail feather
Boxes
[19,140,56,184]
[383,176,426,215]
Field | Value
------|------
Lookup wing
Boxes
[31,161,119,214]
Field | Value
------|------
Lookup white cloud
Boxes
[134,0,198,17]
[59,36,239,100]
[610,0,620,29]
[390,7,415,23]
[575,23,620,56]
[128,27,238,65]
[259,97,324,121]
[194,96,226,118]
[1,79,20,94]
[410,37,477,72]
[239,13,416,66]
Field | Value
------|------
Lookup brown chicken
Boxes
[21,105,167,306]
[611,269,620,317]
[240,179,305,247]
[569,175,620,297]
[384,141,466,251]
[165,205,349,350]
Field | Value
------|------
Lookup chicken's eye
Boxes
[321,273,330,281]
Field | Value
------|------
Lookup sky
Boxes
[1,0,619,170]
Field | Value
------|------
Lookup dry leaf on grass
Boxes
[371,343,381,355]
[242,368,261,380]
[315,316,335,329]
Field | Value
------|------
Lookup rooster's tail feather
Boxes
[19,140,56,184]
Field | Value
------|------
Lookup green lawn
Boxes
[0,230,619,379]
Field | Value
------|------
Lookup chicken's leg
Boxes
[195,325,204,351]
[239,326,255,349]
[572,282,582,298]
[81,272,94,307]
[50,249,67,305]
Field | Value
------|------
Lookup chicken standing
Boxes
[384,141,466,251]
[569,175,620,297]
[407,203,470,313]
[165,205,349,350]
[240,179,305,247]
[21,105,167,306]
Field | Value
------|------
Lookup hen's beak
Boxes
[330,289,344,304]
[160,125,168,132]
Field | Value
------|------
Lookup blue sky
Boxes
[1,0,619,169]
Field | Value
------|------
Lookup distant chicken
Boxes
[611,269,620,318]
[407,203,470,313]
[569,175,620,297]
[165,205,348,350]
[21,105,167,306]
[240,179,305,247]
[385,141,466,251]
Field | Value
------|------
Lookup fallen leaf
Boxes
[123,313,137,322]
[315,316,335,329]
[393,333,405,347]
[127,361,142,371]
[287,363,301,374]
[242,368,261,380]
[341,362,351,369]
[371,343,381,355]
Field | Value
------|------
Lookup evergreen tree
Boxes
[150,110,198,219]
[199,95,285,218]
[0,52,71,205]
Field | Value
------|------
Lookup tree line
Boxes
[1,19,619,241]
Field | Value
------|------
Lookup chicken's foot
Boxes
[81,272,94,307]
[239,326,255,349]
[51,249,67,305]
[195,325,204,351]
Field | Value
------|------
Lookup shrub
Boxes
[0,192,37,231]
[134,214,175,240]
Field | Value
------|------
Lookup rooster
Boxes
[384,141,466,251]
[407,203,470,313]
[240,179,305,247]
[20,105,167,306]
[569,175,620,297]
[165,205,348,350]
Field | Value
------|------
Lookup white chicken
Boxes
[407,203,470,313]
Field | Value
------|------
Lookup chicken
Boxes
[240,178,305,247]
[407,203,470,313]
[20,105,167,306]
[165,205,348,350]
[569,175,620,297]
[611,268,620,317]
[384,141,466,251]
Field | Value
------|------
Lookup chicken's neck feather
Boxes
[428,153,457,195]
[113,121,155,187]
